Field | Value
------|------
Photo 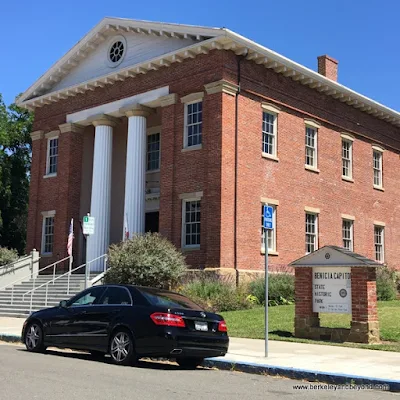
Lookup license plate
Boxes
[194,321,208,331]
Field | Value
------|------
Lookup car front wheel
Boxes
[109,329,136,366]
[24,322,46,353]
[176,357,204,369]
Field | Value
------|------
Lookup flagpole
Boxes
[69,218,73,272]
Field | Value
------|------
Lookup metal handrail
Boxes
[22,254,108,313]
[0,256,71,306]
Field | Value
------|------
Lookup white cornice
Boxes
[16,19,400,128]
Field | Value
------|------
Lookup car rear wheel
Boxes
[109,330,136,366]
[24,322,46,353]
[176,357,204,369]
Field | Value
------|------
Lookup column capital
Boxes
[204,80,239,96]
[59,123,85,134]
[30,130,44,141]
[160,93,178,107]
[89,114,119,128]
[120,104,154,118]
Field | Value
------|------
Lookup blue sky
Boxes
[1,0,399,111]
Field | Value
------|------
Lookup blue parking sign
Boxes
[263,205,274,230]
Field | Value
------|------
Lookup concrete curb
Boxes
[1,335,398,392]
[203,358,400,393]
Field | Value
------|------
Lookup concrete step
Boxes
[0,311,29,318]
[3,287,83,293]
[13,282,82,287]
[0,299,60,306]
[0,304,56,311]
[0,308,32,316]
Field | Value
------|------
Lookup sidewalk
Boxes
[1,317,399,391]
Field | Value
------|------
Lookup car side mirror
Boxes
[59,300,68,308]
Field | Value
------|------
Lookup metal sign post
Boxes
[263,205,274,358]
[82,213,95,288]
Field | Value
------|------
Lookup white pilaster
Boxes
[122,105,153,238]
[86,115,116,272]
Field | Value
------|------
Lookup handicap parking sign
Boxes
[263,205,274,230]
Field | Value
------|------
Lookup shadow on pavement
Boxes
[269,330,293,338]
[16,348,210,371]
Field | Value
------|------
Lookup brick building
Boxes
[17,18,400,275]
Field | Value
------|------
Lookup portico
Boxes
[65,89,166,271]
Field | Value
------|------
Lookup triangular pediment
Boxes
[18,17,223,104]
[50,32,198,93]
[290,246,382,267]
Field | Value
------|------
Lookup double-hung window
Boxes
[304,120,320,170]
[305,212,318,254]
[374,225,384,262]
[341,137,353,179]
[342,219,354,251]
[184,100,203,148]
[181,197,201,249]
[46,136,59,176]
[372,147,383,188]
[261,204,277,253]
[41,211,55,255]
[147,132,160,171]
[261,103,280,159]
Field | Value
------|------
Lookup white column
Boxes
[86,116,116,272]
[122,105,153,238]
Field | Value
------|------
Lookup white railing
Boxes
[22,254,108,313]
[0,255,71,306]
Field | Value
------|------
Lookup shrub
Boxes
[376,266,397,301]
[249,274,295,306]
[179,277,252,312]
[104,233,186,289]
[0,247,18,267]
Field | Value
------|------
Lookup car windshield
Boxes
[139,288,203,310]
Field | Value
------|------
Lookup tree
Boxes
[104,233,187,289]
[0,94,33,254]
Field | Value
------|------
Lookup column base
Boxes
[347,321,380,344]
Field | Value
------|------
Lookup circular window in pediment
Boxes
[107,36,127,67]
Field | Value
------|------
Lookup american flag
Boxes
[67,218,74,256]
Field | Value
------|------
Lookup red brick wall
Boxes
[220,54,400,271]
[28,49,400,271]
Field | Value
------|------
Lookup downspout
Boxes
[234,50,248,287]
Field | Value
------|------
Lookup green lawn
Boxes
[222,300,400,352]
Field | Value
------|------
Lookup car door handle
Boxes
[80,310,87,315]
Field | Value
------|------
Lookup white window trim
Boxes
[182,96,203,150]
[305,124,318,170]
[373,224,385,263]
[341,138,353,180]
[305,211,319,255]
[44,135,59,178]
[181,197,202,250]
[262,110,278,159]
[261,202,278,255]
[372,148,384,190]
[41,210,56,256]
[146,126,161,173]
[342,219,354,251]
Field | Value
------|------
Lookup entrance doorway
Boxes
[145,212,159,233]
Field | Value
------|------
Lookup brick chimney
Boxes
[317,55,338,81]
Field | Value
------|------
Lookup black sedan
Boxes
[22,284,229,368]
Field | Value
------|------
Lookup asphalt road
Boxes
[0,343,397,400]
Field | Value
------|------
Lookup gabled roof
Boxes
[289,245,382,267]
[17,17,400,129]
